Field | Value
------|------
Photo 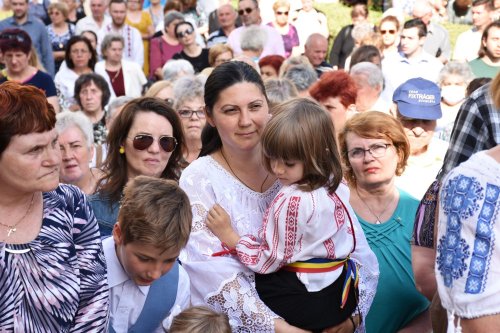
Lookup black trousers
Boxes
[255,267,358,333]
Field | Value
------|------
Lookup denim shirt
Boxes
[88,192,120,238]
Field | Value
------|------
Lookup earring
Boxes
[119,146,125,154]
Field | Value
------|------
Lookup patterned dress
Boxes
[436,150,500,323]
[0,185,109,332]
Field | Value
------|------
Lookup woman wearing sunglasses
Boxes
[172,21,209,73]
[267,0,299,58]
[89,97,184,237]
[378,15,401,59]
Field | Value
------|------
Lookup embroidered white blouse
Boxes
[180,156,379,332]
[236,182,356,292]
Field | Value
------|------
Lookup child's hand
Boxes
[206,204,240,248]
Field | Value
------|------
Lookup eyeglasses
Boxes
[178,108,205,118]
[276,11,289,16]
[176,27,194,39]
[131,134,177,152]
[348,143,392,160]
[49,11,61,16]
[238,7,254,15]
[0,32,26,43]
[380,29,396,35]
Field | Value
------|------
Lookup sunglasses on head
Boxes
[131,134,177,152]
[238,7,253,15]
[380,29,396,35]
[0,33,26,43]
[276,10,289,15]
[176,27,194,39]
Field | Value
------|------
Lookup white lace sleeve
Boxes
[179,157,281,332]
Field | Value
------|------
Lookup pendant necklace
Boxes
[0,193,35,237]
[220,149,269,193]
[355,187,395,225]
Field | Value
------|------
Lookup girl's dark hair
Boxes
[350,45,381,68]
[65,35,97,70]
[200,61,267,156]
[262,98,342,193]
[98,97,185,203]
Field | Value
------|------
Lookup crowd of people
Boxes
[0,0,500,332]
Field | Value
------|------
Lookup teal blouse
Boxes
[356,190,429,333]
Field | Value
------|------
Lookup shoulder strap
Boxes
[128,261,180,333]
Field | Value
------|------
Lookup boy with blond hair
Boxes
[103,176,192,333]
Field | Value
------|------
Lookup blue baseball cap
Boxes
[392,78,442,120]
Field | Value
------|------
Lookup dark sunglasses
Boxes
[0,33,27,43]
[132,134,177,152]
[238,7,253,15]
[276,11,289,15]
[176,27,194,39]
[380,29,396,35]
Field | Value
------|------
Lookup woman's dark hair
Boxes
[200,61,268,157]
[0,28,32,54]
[65,35,97,70]
[350,45,381,68]
[0,81,55,156]
[174,20,194,37]
[98,97,185,203]
[74,73,111,109]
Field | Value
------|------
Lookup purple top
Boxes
[149,36,183,78]
[267,22,300,58]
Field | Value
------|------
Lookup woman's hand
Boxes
[323,315,359,333]
[206,204,240,248]
[274,319,311,333]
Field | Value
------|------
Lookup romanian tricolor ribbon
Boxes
[283,257,359,309]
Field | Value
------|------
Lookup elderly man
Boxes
[98,0,143,67]
[226,0,284,59]
[453,0,495,62]
[207,3,238,47]
[75,0,111,35]
[393,78,449,200]
[303,33,332,77]
[412,0,451,63]
[0,0,54,76]
[350,62,390,113]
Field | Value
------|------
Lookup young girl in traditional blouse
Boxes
[206,98,360,332]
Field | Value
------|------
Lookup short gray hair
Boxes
[162,59,195,82]
[173,75,206,109]
[264,78,298,109]
[438,61,474,87]
[351,22,373,42]
[240,25,267,52]
[164,10,184,28]
[107,96,134,121]
[55,111,94,148]
[100,34,124,59]
[350,62,383,89]
[284,64,318,92]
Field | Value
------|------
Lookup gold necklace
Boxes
[220,149,269,193]
[0,193,35,237]
[355,187,395,224]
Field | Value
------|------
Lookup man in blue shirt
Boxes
[0,0,55,77]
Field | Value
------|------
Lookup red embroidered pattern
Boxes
[331,193,346,229]
[283,196,300,261]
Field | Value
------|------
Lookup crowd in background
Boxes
[0,0,500,332]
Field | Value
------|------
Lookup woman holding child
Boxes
[179,61,379,332]
[0,82,108,331]
[90,97,185,237]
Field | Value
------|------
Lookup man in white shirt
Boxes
[75,0,111,35]
[98,0,143,66]
[382,19,443,100]
[226,0,285,59]
[453,0,494,62]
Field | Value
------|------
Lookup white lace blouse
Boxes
[179,156,379,332]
